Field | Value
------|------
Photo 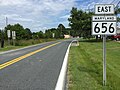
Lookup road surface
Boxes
[0,39,72,90]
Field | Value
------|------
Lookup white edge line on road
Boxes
[55,40,75,90]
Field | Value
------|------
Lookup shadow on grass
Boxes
[77,66,98,74]
[79,39,111,43]
[79,39,102,42]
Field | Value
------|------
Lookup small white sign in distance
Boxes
[95,4,114,14]
[92,22,116,35]
[53,33,55,38]
[12,31,16,39]
[92,16,116,21]
[7,30,11,38]
[13,31,16,37]
[12,31,16,37]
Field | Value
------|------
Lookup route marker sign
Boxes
[92,15,116,35]
[92,4,116,86]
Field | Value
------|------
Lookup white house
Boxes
[117,27,120,34]
[64,35,71,38]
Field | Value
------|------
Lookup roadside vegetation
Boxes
[68,39,120,90]
[0,39,56,52]
[0,23,69,52]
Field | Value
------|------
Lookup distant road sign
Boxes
[12,31,16,39]
[95,4,115,14]
[7,30,10,38]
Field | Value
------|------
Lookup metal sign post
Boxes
[92,4,116,86]
[103,35,106,86]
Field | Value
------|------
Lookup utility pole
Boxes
[6,17,10,45]
[6,17,8,26]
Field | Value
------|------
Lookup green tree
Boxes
[68,7,81,36]
[62,28,71,35]
[37,31,44,38]
[115,6,120,23]
[0,30,2,43]
[47,28,58,38]
[57,24,65,38]
[0,30,2,39]
[58,24,65,30]
[32,32,38,39]
[45,30,52,38]
[5,23,32,40]
[24,28,32,39]
[68,7,93,39]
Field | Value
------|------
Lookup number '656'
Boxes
[94,23,115,33]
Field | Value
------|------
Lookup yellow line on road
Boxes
[0,42,60,70]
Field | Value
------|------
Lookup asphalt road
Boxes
[0,39,72,90]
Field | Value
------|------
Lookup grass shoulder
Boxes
[68,39,120,90]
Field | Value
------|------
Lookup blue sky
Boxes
[0,0,119,32]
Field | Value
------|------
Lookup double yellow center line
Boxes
[0,42,60,70]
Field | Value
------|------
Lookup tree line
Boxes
[0,6,120,42]
[0,23,72,41]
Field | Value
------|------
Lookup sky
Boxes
[0,0,119,32]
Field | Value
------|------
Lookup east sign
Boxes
[92,4,116,35]
[95,4,115,14]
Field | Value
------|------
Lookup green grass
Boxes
[0,46,24,52]
[68,40,120,90]
[0,39,56,52]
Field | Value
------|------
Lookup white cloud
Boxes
[27,0,76,16]
[94,0,119,5]
[0,0,28,6]
[32,26,48,33]
[1,0,118,32]
[0,0,77,32]
[87,2,96,9]
[1,14,21,18]
[12,18,34,22]
[98,0,114,4]
[60,15,70,19]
